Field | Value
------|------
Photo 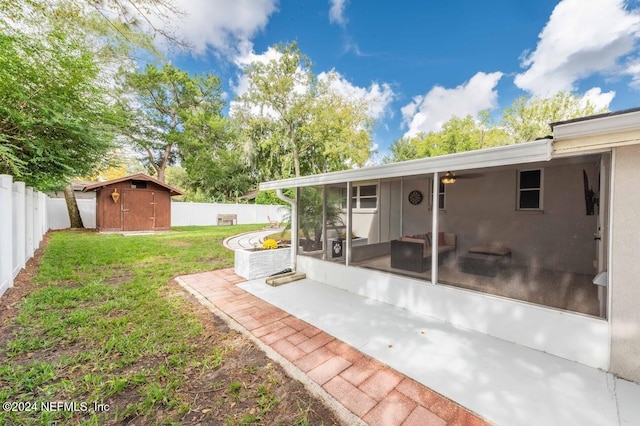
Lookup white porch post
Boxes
[400,177,404,236]
[431,172,439,283]
[322,185,327,261]
[346,181,353,266]
[276,188,297,272]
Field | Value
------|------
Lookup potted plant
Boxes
[280,187,344,252]
[234,239,291,280]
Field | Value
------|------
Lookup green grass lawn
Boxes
[0,225,338,425]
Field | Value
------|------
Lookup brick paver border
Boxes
[176,269,490,426]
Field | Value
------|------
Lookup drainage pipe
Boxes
[276,188,297,272]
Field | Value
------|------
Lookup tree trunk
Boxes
[290,127,301,177]
[63,184,84,228]
[156,165,165,183]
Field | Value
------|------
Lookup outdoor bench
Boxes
[217,214,237,225]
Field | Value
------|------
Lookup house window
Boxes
[341,184,378,209]
[131,180,147,189]
[517,169,542,210]
[430,180,445,210]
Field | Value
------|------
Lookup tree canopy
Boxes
[500,92,607,143]
[0,13,117,190]
[120,63,225,182]
[233,42,374,181]
[180,111,255,202]
[385,92,609,163]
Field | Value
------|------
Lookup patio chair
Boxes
[267,215,279,228]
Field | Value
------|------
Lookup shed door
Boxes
[123,190,155,231]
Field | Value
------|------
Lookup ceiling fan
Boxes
[440,171,483,184]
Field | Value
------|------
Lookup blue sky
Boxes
[158,0,640,155]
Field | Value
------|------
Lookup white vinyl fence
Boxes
[171,202,286,226]
[47,198,96,229]
[0,175,48,297]
[47,198,287,230]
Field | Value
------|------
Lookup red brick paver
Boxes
[177,269,490,425]
[363,390,417,426]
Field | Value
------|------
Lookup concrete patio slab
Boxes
[237,277,640,426]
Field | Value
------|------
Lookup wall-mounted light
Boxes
[441,171,456,184]
[111,188,120,203]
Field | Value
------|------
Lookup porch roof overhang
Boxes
[551,108,640,155]
[259,138,553,190]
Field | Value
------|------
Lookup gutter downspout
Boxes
[277,188,297,272]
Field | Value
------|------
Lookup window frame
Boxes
[516,168,543,211]
[341,183,378,211]
[429,179,446,210]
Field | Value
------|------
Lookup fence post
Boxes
[12,182,26,277]
[0,175,13,296]
[39,193,48,240]
[43,193,49,232]
[33,190,41,251]
[25,187,34,259]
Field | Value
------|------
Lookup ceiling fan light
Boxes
[442,171,456,184]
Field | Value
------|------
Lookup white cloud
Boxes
[158,0,279,55]
[624,56,640,87]
[401,72,503,138]
[515,0,640,96]
[318,71,395,120]
[230,43,283,97]
[580,87,615,110]
[329,0,349,25]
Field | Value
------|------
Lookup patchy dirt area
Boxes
[0,234,344,425]
[159,281,345,425]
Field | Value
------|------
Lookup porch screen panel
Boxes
[298,186,324,259]
[435,159,602,318]
[325,183,347,264]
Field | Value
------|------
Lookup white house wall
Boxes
[401,177,432,236]
[343,180,403,243]
[437,160,598,274]
[348,162,597,275]
[352,211,377,242]
[610,144,640,382]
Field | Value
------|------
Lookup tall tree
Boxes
[0,14,117,190]
[301,85,372,173]
[121,64,224,182]
[501,92,608,142]
[386,114,509,162]
[180,112,255,201]
[384,137,419,163]
[233,42,373,180]
[1,0,180,227]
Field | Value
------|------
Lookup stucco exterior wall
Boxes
[610,144,640,383]
[401,177,432,236]
[437,160,597,274]
[342,180,403,244]
[349,160,598,275]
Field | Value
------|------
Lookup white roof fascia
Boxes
[259,139,552,190]
[553,110,640,141]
